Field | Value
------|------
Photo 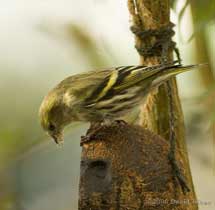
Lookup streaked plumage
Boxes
[39,62,200,144]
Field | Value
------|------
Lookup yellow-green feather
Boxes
[96,70,118,101]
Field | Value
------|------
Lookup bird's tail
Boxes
[151,63,206,88]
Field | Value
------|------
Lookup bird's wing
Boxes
[113,65,164,91]
[62,62,186,107]
[113,63,199,92]
[83,63,174,106]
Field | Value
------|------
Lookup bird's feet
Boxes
[80,120,127,146]
[80,122,106,146]
[80,134,94,146]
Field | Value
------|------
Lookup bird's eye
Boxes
[49,123,55,131]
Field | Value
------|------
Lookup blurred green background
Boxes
[0,0,214,209]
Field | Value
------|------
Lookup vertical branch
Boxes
[128,0,197,206]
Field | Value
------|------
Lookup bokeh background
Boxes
[0,0,214,209]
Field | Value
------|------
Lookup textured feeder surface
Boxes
[79,124,196,210]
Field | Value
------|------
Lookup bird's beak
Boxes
[52,132,64,145]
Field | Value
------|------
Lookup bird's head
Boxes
[39,92,65,145]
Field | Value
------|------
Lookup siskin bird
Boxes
[39,62,200,144]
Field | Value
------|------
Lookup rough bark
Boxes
[79,124,197,210]
[78,0,198,209]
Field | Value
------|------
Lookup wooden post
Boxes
[78,1,198,209]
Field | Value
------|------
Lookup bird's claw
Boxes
[80,134,94,146]
[80,120,127,146]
